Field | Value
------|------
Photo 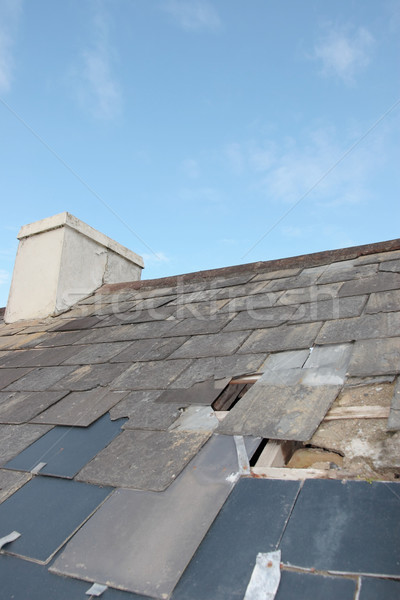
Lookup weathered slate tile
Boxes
[380,258,400,273]
[122,402,181,431]
[238,322,322,354]
[4,366,77,391]
[0,476,112,563]
[291,295,367,324]
[100,304,177,327]
[275,571,356,600]
[280,479,400,575]
[0,390,68,424]
[110,336,187,362]
[52,435,260,599]
[4,414,126,478]
[22,345,80,367]
[339,272,400,296]
[0,348,45,368]
[36,329,91,347]
[62,342,132,365]
[365,290,400,314]
[167,314,233,336]
[0,424,52,465]
[111,359,191,390]
[76,429,210,490]
[156,378,230,405]
[348,338,400,377]
[169,406,219,432]
[317,263,378,285]
[32,389,128,426]
[316,313,400,344]
[170,289,220,305]
[0,469,31,503]
[252,267,303,281]
[170,354,267,388]
[220,290,283,312]
[276,283,342,306]
[0,367,33,390]
[175,299,229,319]
[52,362,128,391]
[218,383,340,441]
[79,320,177,343]
[223,305,296,331]
[356,249,400,265]
[261,349,310,371]
[216,280,269,299]
[109,390,162,419]
[211,273,255,288]
[173,478,301,600]
[359,576,400,599]
[265,271,323,292]
[303,343,352,372]
[169,331,250,359]
[51,315,103,331]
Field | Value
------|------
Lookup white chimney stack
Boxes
[5,212,144,323]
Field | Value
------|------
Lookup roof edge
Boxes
[99,238,400,294]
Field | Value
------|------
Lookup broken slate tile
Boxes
[3,366,77,392]
[260,349,310,371]
[339,272,400,296]
[0,424,52,465]
[303,343,352,373]
[275,571,356,600]
[109,390,162,419]
[170,354,267,388]
[280,479,400,575]
[223,305,295,331]
[365,290,400,314]
[0,469,31,504]
[169,331,251,359]
[359,576,400,600]
[110,336,188,362]
[4,414,126,478]
[169,406,219,432]
[156,378,230,405]
[62,342,132,365]
[0,476,112,563]
[238,322,322,354]
[111,359,191,390]
[122,402,182,431]
[347,338,400,377]
[31,388,129,426]
[76,429,210,491]
[316,313,400,345]
[51,362,128,391]
[0,390,69,424]
[51,435,260,599]
[0,367,33,390]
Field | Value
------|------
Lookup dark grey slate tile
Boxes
[52,362,128,391]
[52,435,260,599]
[365,290,400,314]
[76,429,210,491]
[0,424,52,465]
[316,313,400,344]
[167,315,234,336]
[348,338,400,377]
[4,366,77,392]
[280,479,400,575]
[359,576,400,600]
[31,389,129,426]
[0,390,69,424]
[169,331,250,359]
[110,336,188,362]
[0,469,30,503]
[238,322,323,354]
[4,414,126,478]
[51,315,103,331]
[36,329,92,347]
[79,320,177,343]
[339,272,400,296]
[109,390,162,419]
[21,345,80,367]
[156,378,230,405]
[0,367,33,390]
[275,571,356,600]
[170,354,267,388]
[380,259,400,273]
[223,306,296,331]
[290,295,367,324]
[0,348,45,368]
[62,342,132,365]
[100,304,177,326]
[111,359,192,390]
[317,263,378,285]
[0,476,112,563]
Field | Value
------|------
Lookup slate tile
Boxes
[0,424,52,465]
[348,338,400,377]
[51,315,103,331]
[0,348,45,368]
[380,259,400,273]
[4,414,126,478]
[0,469,31,503]
[62,342,132,365]
[316,313,400,344]
[252,267,303,281]
[111,359,191,390]
[32,389,129,426]
[211,272,255,287]
[52,362,128,391]
[280,479,400,575]
[216,280,269,299]
[0,390,69,424]
[260,349,310,371]
[223,305,296,331]
[276,283,342,305]
[110,336,188,362]
[52,435,260,599]
[275,571,356,600]
[175,299,230,319]
[0,332,47,350]
[36,329,91,347]
[79,320,177,343]
[355,249,400,265]
[171,289,220,305]
[365,290,400,314]
[359,576,400,599]
[22,345,80,367]
[76,429,210,490]
[220,290,283,312]
[0,476,112,563]
[238,322,323,354]
[0,367,33,390]
[170,354,267,388]
[122,401,182,430]
[339,272,400,296]
[4,366,77,392]
[169,406,219,432]
[169,331,250,359]
[265,271,323,292]
[303,343,352,372]
[291,295,367,324]
[172,478,300,600]
[99,304,177,327]
[317,263,378,285]
[109,390,162,419]
[167,314,234,336]
[156,378,230,405]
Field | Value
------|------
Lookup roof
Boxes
[0,239,400,599]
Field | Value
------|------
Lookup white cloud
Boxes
[163,0,221,32]
[313,25,374,83]
[0,269,9,285]
[0,0,22,93]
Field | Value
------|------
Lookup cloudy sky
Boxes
[0,0,399,306]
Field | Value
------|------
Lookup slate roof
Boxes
[0,239,400,599]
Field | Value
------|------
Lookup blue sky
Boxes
[0,0,399,307]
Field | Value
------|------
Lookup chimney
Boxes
[5,212,144,323]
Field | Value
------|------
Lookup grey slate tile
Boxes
[279,479,400,575]
[380,259,400,272]
[291,295,367,323]
[109,390,162,419]
[111,359,192,390]
[79,320,177,343]
[252,266,303,280]
[172,478,300,600]
[303,343,352,372]
[316,313,400,344]
[175,299,229,319]
[365,290,400,314]
[260,349,310,371]
[62,342,132,365]
[359,577,400,599]
[223,305,296,331]
[52,362,128,391]
[21,345,80,367]
[348,338,400,376]
[36,329,91,347]
[0,469,31,503]
[238,322,323,354]
[275,571,356,600]
[4,366,77,391]
[0,348,46,368]
[170,354,267,388]
[4,414,126,478]
[169,331,250,359]
[31,388,128,427]
[210,272,256,287]
[0,390,69,424]
[0,367,33,390]
[156,378,230,405]
[276,283,342,305]
[265,271,323,291]
[220,290,283,312]
[52,435,260,599]
[167,314,234,336]
[0,476,112,563]
[0,424,52,465]
[356,249,400,265]
[100,304,177,326]
[122,401,182,431]
[51,315,103,331]
[339,272,400,296]
[76,429,210,491]
[169,406,219,432]
[110,336,188,362]
[317,262,378,285]
[215,280,269,300]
